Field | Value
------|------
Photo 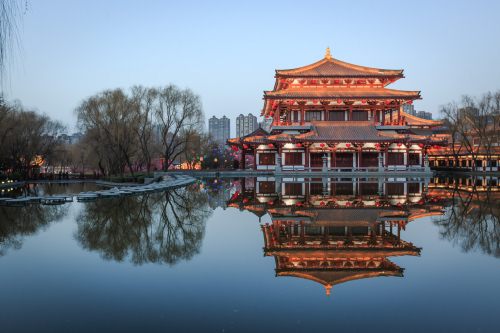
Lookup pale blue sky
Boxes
[4,0,500,133]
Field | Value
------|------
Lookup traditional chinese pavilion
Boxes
[228,177,444,295]
[228,48,446,171]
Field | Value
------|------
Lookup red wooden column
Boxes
[298,101,306,125]
[349,105,353,121]
[398,104,402,125]
[273,106,280,125]
[253,148,257,170]
[240,149,246,169]
[381,109,385,125]
[358,146,363,168]
[321,100,330,121]
[304,144,310,170]
[390,109,393,124]
[300,221,305,245]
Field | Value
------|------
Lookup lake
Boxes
[0,176,499,333]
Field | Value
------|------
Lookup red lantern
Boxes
[242,198,249,203]
[337,99,342,104]
[334,79,340,84]
[345,143,351,148]
[397,142,403,147]
[296,143,303,148]
[362,100,367,104]
[345,202,352,207]
[418,143,424,148]
[268,143,274,148]
[320,201,326,206]
[243,144,249,149]
[313,99,319,105]
[319,143,325,148]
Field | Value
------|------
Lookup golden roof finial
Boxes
[325,284,332,296]
[325,47,332,60]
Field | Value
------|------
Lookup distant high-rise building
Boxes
[236,113,258,137]
[208,116,230,145]
[402,104,416,116]
[416,111,433,120]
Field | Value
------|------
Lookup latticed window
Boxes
[305,111,322,121]
[351,110,368,121]
[284,183,302,195]
[333,183,353,195]
[258,181,275,194]
[386,183,404,195]
[310,153,324,167]
[387,152,404,165]
[335,153,353,167]
[359,182,378,195]
[285,152,302,165]
[329,111,345,121]
[259,153,275,165]
[408,153,420,165]
[309,182,323,195]
[408,182,420,194]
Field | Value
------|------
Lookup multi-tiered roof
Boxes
[262,48,422,118]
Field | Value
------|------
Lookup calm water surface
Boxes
[0,177,498,333]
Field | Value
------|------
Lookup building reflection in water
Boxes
[228,177,447,295]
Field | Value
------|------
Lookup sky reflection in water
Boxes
[0,177,499,333]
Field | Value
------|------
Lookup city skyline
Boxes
[2,0,500,130]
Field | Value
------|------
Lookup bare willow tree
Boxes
[440,90,500,170]
[75,85,204,176]
[0,0,25,81]
[130,85,157,173]
[0,100,65,178]
[440,102,464,167]
[76,89,139,176]
[154,85,204,170]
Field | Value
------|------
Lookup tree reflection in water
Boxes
[0,205,68,256]
[431,180,500,258]
[75,184,213,265]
